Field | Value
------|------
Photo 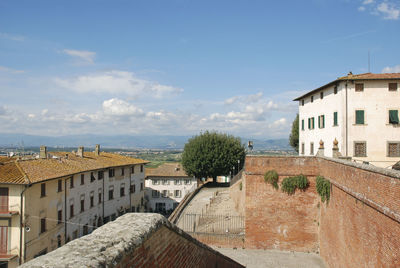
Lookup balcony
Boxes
[0,204,20,217]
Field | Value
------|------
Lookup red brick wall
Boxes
[244,156,400,267]
[116,225,243,268]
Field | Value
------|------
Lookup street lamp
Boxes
[237,160,240,174]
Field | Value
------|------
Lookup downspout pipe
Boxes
[19,183,31,265]
[345,81,349,156]
[64,178,67,244]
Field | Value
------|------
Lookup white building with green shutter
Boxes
[294,72,400,168]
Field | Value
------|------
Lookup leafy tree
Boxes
[289,114,299,152]
[181,131,246,182]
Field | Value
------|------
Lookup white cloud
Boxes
[55,70,183,98]
[0,106,6,116]
[0,66,25,74]
[377,2,400,20]
[62,49,96,64]
[382,65,400,73]
[0,32,25,41]
[269,118,287,128]
[102,98,144,116]
[363,0,374,4]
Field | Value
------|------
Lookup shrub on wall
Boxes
[264,170,279,189]
[281,175,309,195]
[316,176,330,202]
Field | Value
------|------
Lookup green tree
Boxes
[289,114,299,152]
[181,131,246,182]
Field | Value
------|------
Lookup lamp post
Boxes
[237,160,240,174]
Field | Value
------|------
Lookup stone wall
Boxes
[20,213,243,268]
[244,155,400,267]
[229,177,245,217]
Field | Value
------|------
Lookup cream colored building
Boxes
[295,72,400,168]
[145,163,197,215]
[0,145,148,267]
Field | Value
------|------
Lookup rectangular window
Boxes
[162,190,168,198]
[70,177,74,188]
[40,218,46,234]
[58,209,62,224]
[301,99,304,106]
[91,172,95,182]
[140,165,144,173]
[109,187,114,200]
[41,183,46,197]
[310,142,314,155]
[308,118,311,129]
[70,204,74,218]
[311,117,315,129]
[184,179,191,185]
[388,142,400,157]
[318,115,325,129]
[301,119,304,131]
[389,83,398,91]
[152,190,159,198]
[355,110,365,124]
[174,179,182,185]
[389,110,399,124]
[98,171,104,180]
[175,190,181,198]
[131,184,136,193]
[120,185,125,197]
[109,169,115,178]
[354,142,367,157]
[301,143,305,155]
[152,179,159,185]
[311,96,314,103]
[320,91,323,99]
[334,86,338,94]
[98,192,102,204]
[80,199,84,213]
[140,183,143,191]
[162,179,169,185]
[131,166,135,174]
[355,83,364,92]
[57,180,62,192]
[121,168,125,176]
[90,194,94,208]
[333,112,338,126]
[81,174,85,185]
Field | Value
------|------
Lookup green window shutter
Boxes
[312,117,315,129]
[356,110,364,124]
[322,115,325,128]
[389,110,399,124]
[318,116,320,128]
[334,112,338,126]
[302,120,304,130]
[308,118,310,129]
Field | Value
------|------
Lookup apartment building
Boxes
[145,163,197,215]
[295,72,400,168]
[0,145,148,267]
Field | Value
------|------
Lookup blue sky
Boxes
[1,0,399,138]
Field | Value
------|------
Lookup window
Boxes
[301,99,304,106]
[152,179,159,185]
[175,190,181,198]
[70,204,74,218]
[98,192,102,204]
[120,184,125,197]
[162,190,168,198]
[131,166,135,174]
[174,179,182,185]
[334,86,338,94]
[90,192,94,208]
[109,186,114,200]
[354,142,367,157]
[81,174,85,185]
[301,119,304,131]
[131,184,136,193]
[140,165,144,173]
[320,91,323,99]
[184,179,191,185]
[318,115,325,129]
[140,183,143,191]
[333,112,338,126]
[83,224,88,235]
[162,179,169,185]
[57,180,62,192]
[91,172,95,182]
[389,83,398,91]
[70,177,74,188]
[301,143,305,155]
[80,198,85,213]
[121,168,125,176]
[310,142,314,155]
[308,117,315,129]
[355,110,365,124]
[311,96,314,103]
[41,183,46,197]
[57,235,62,248]
[355,83,364,92]
[98,171,104,180]
[109,169,115,178]
[152,190,160,198]
[388,142,400,157]
[389,110,399,124]
[58,209,62,224]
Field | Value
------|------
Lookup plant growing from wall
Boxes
[264,170,279,189]
[239,181,243,191]
[316,176,330,202]
[281,175,309,195]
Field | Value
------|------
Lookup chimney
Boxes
[39,145,47,159]
[95,144,100,156]
[77,146,84,158]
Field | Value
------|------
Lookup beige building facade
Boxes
[295,72,400,168]
[0,146,148,267]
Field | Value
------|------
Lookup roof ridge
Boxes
[14,160,30,184]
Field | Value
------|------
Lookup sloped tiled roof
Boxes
[146,163,190,178]
[0,152,148,184]
[294,72,400,101]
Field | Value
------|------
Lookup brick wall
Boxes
[244,156,400,267]
[20,213,243,268]
[229,177,245,217]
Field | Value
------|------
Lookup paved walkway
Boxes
[213,247,326,268]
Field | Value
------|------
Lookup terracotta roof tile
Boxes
[0,161,27,184]
[146,163,190,177]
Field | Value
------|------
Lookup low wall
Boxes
[244,156,400,267]
[20,213,243,268]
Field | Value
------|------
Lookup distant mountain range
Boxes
[0,133,293,150]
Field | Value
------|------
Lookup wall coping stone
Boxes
[20,213,243,268]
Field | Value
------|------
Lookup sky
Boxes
[0,0,399,139]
